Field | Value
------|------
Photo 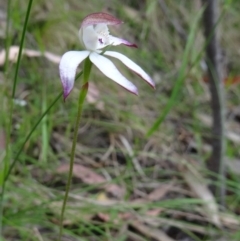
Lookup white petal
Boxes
[79,26,98,51]
[109,36,137,48]
[59,51,90,99]
[80,25,110,51]
[89,52,138,95]
[104,51,155,88]
[94,23,109,34]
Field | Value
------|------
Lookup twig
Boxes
[201,0,225,205]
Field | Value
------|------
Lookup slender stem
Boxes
[4,92,62,182]
[0,0,33,236]
[1,72,81,184]
[0,92,61,235]
[2,0,34,180]
[58,58,92,241]
[12,0,33,98]
[3,71,82,182]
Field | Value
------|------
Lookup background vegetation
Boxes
[1,0,240,240]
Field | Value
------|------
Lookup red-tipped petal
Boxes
[109,36,138,48]
[89,52,138,95]
[104,51,155,89]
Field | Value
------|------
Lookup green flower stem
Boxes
[12,0,33,98]
[58,58,92,241]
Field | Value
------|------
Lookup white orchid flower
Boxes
[59,12,155,100]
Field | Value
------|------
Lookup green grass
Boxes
[1,0,240,240]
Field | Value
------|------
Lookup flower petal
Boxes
[104,51,155,89]
[81,12,123,28]
[109,36,137,48]
[79,26,98,51]
[80,24,111,51]
[89,52,138,95]
[59,51,90,100]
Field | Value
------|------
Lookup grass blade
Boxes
[147,7,205,137]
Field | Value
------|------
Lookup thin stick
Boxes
[202,0,225,205]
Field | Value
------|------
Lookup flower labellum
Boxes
[59,12,155,100]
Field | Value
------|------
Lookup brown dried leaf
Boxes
[133,182,175,204]
[44,52,61,63]
[147,182,175,201]
[0,46,61,66]
[146,208,163,217]
[57,163,125,198]
[97,212,111,222]
[130,220,176,241]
